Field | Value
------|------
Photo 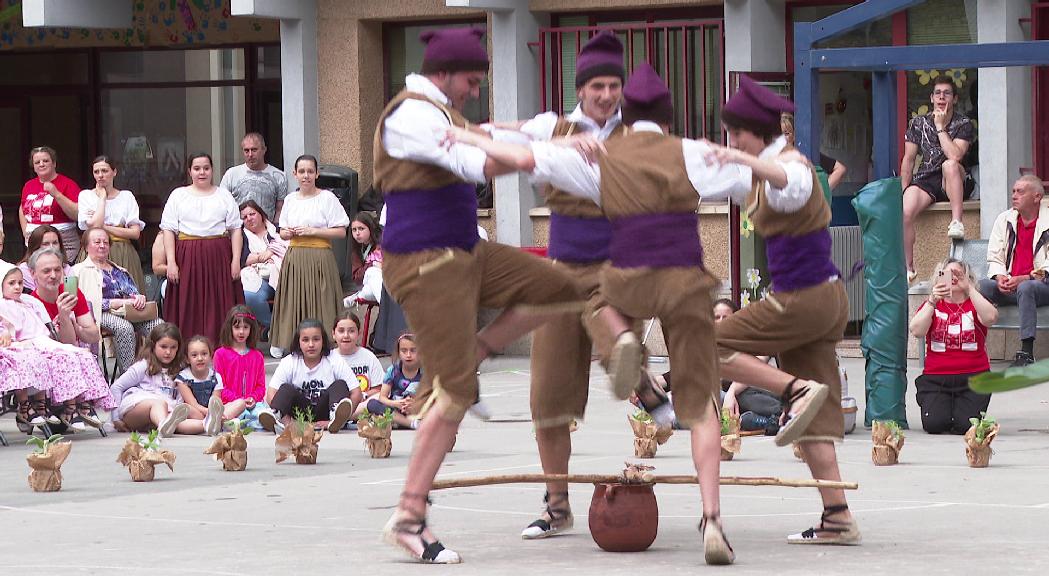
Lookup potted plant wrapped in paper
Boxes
[357,407,394,458]
[629,409,671,458]
[964,412,999,468]
[205,419,252,471]
[275,408,323,464]
[118,430,176,482]
[26,434,71,492]
[871,420,904,466]
[720,408,741,461]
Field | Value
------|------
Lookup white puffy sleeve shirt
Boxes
[77,189,145,230]
[278,190,351,230]
[159,186,242,235]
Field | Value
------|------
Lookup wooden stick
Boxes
[431,473,857,491]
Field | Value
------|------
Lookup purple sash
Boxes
[765,228,841,292]
[382,183,479,253]
[548,213,612,263]
[608,212,703,269]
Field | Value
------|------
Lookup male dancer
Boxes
[705,76,860,545]
[374,27,585,564]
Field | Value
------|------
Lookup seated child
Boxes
[331,309,385,412]
[174,335,227,436]
[110,322,217,437]
[357,333,420,430]
[261,318,357,434]
[212,306,269,430]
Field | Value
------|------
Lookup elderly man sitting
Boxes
[978,175,1049,367]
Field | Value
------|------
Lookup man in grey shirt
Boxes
[219,132,289,221]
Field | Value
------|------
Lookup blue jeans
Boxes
[244,283,275,328]
[978,277,1049,340]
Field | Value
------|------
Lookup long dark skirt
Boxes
[164,236,243,344]
[270,246,342,350]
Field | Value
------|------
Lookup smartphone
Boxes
[63,276,78,295]
[935,269,947,290]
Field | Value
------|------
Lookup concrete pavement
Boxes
[0,355,1047,575]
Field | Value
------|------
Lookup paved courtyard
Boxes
[1,355,1047,575]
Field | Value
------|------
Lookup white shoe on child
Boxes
[258,409,284,434]
[269,346,286,359]
[159,403,190,438]
[328,398,355,433]
[204,396,224,436]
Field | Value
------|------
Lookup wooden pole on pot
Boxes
[431,473,858,491]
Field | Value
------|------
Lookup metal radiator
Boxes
[830,225,866,322]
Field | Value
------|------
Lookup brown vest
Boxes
[372,90,475,193]
[597,130,699,218]
[545,118,624,218]
[745,164,829,237]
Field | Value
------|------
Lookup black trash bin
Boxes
[315,164,358,291]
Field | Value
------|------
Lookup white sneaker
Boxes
[204,396,224,436]
[468,399,492,421]
[328,398,355,433]
[947,219,965,239]
[269,346,286,359]
[159,403,190,438]
[259,410,284,434]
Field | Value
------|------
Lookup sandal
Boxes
[608,331,643,401]
[35,399,61,426]
[774,378,829,447]
[77,402,102,429]
[15,400,34,434]
[521,491,574,539]
[699,515,735,565]
[787,504,861,545]
[382,493,461,564]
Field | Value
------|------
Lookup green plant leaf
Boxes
[969,358,1049,393]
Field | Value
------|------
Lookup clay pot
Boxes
[589,482,658,552]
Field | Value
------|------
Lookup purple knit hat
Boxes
[722,74,795,136]
[575,31,625,88]
[420,27,489,74]
[622,62,674,126]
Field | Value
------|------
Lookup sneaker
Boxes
[159,403,190,438]
[328,398,355,433]
[739,411,771,432]
[608,331,643,400]
[468,398,492,421]
[947,219,965,239]
[1010,350,1035,368]
[204,396,224,436]
[258,410,284,434]
[269,346,286,359]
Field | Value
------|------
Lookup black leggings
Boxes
[914,372,991,435]
[270,381,351,422]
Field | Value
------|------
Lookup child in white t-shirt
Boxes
[331,310,385,399]
[260,319,357,434]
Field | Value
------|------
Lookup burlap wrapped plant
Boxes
[275,408,323,465]
[117,430,176,482]
[204,419,251,471]
[871,420,905,466]
[26,435,71,492]
[629,410,670,458]
[964,412,999,468]
[720,408,741,461]
[357,408,393,458]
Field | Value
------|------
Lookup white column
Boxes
[978,0,1032,236]
[724,0,786,79]
[232,0,320,174]
[22,0,129,28]
[449,0,543,246]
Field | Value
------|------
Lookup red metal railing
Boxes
[535,20,725,142]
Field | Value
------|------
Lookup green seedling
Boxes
[631,409,653,423]
[357,407,394,429]
[130,429,162,451]
[224,419,253,436]
[26,434,65,455]
[719,407,735,436]
[874,419,904,441]
[292,407,314,434]
[968,411,997,443]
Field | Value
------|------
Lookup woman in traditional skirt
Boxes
[269,154,349,358]
[160,152,243,344]
[76,155,146,290]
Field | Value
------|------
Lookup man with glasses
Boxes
[219,132,288,222]
[901,75,976,283]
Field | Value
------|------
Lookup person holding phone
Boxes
[28,247,100,347]
[909,257,997,434]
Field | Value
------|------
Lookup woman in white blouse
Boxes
[268,154,349,358]
[159,152,243,344]
[77,155,146,290]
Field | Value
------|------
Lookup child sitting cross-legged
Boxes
[213,305,269,430]
[355,332,420,429]
[260,318,357,434]
[331,309,384,410]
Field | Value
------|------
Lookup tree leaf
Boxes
[969,359,1049,393]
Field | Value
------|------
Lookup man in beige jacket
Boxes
[979,175,1049,366]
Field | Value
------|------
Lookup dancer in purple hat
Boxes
[373,27,585,564]
[704,74,860,545]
